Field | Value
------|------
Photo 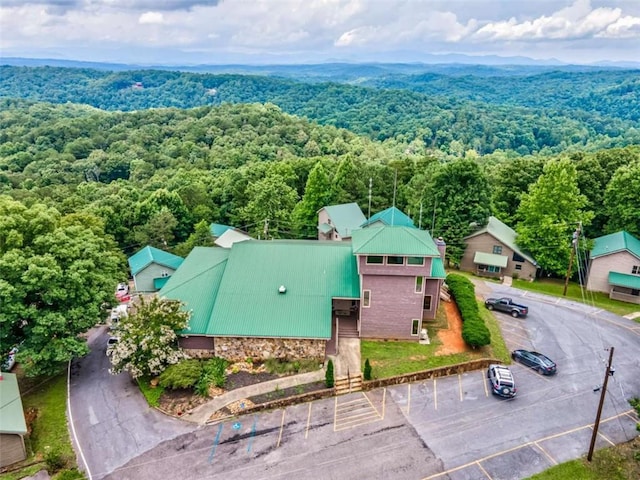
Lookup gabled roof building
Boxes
[586,231,640,304]
[160,226,446,362]
[128,246,184,293]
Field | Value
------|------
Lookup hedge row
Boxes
[445,274,491,348]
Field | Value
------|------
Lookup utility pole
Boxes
[587,347,615,461]
[563,223,581,296]
[263,218,269,240]
[367,178,372,220]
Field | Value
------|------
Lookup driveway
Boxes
[68,326,197,479]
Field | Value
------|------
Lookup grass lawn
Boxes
[511,278,638,318]
[0,371,84,480]
[361,301,510,379]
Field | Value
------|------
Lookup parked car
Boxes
[487,364,517,398]
[106,336,119,356]
[485,297,528,317]
[115,282,129,299]
[2,347,18,371]
[512,349,557,375]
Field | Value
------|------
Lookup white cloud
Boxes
[139,11,164,24]
[474,0,640,41]
[596,14,640,37]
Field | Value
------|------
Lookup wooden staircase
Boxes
[338,318,359,338]
[334,374,363,395]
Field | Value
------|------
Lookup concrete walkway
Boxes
[183,369,325,425]
[329,337,361,378]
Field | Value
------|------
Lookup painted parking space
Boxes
[334,390,384,431]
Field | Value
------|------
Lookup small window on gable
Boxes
[415,276,423,293]
[161,270,169,278]
[411,319,420,336]
[512,252,525,262]
[363,290,371,307]
[387,256,404,265]
[407,257,424,266]
[366,256,384,264]
[423,295,432,310]
[632,265,640,275]
[515,264,522,270]
[493,245,503,254]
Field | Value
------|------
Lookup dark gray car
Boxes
[512,349,557,375]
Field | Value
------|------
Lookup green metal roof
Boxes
[318,223,333,234]
[474,251,508,268]
[208,240,359,338]
[608,271,640,289]
[209,223,232,238]
[465,216,537,265]
[0,372,27,435]
[362,207,415,229]
[591,231,640,259]
[159,247,230,335]
[321,203,366,238]
[128,246,184,276]
[431,257,446,278]
[351,226,440,256]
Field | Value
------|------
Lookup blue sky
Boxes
[1,0,639,65]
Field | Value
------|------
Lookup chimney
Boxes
[435,237,446,262]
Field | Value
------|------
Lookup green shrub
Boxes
[158,359,203,390]
[363,358,372,381]
[264,358,319,375]
[45,447,67,473]
[55,468,85,480]
[446,273,491,348]
[201,357,228,388]
[325,359,334,388]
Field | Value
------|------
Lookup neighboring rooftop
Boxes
[209,223,233,238]
[361,206,415,229]
[464,216,537,265]
[591,231,640,259]
[128,246,184,276]
[0,372,27,436]
[319,202,366,238]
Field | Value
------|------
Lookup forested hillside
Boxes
[2,65,639,156]
[1,65,639,375]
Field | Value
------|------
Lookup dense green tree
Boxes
[239,174,299,239]
[429,159,492,265]
[173,219,216,257]
[330,155,367,206]
[603,160,640,237]
[108,296,189,379]
[291,162,332,238]
[0,196,125,376]
[515,158,593,276]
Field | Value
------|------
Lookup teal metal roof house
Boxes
[159,225,446,362]
[360,206,416,229]
[586,231,640,304]
[0,372,28,468]
[317,202,367,241]
[128,246,184,293]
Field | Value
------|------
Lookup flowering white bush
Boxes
[109,296,190,379]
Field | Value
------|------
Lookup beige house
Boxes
[317,203,366,241]
[461,216,538,280]
[586,231,640,304]
[0,372,28,468]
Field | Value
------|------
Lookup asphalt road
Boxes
[69,284,640,480]
[68,325,196,479]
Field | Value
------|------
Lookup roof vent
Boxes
[279,285,286,294]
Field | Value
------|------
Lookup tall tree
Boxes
[515,158,592,276]
[330,155,367,206]
[240,174,298,239]
[430,159,492,265]
[0,196,125,376]
[291,162,331,238]
[603,160,640,237]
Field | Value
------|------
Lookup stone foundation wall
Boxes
[214,337,326,362]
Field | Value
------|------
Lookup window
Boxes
[631,289,639,297]
[487,265,500,273]
[415,276,423,293]
[493,245,503,254]
[407,257,424,266]
[411,319,420,336]
[366,256,384,264]
[512,252,525,262]
[515,264,522,270]
[387,256,404,265]
[363,290,371,307]
[160,270,169,277]
[632,265,640,275]
[423,295,432,310]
